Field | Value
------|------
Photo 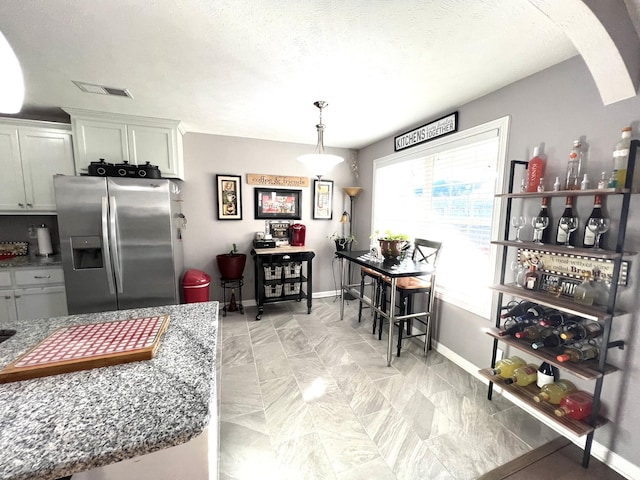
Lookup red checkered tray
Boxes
[0,315,169,383]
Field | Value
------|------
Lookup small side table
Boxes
[221,277,244,316]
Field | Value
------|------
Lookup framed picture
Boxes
[216,174,242,220]
[313,179,333,220]
[254,188,302,220]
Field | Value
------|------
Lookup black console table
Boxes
[251,246,315,321]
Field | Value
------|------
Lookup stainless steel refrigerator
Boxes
[54,176,184,314]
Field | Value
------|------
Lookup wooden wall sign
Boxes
[518,248,628,285]
[246,174,309,188]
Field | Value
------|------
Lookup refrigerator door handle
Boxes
[109,195,124,294]
[101,196,116,295]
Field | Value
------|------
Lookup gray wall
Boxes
[179,133,357,303]
[357,55,640,468]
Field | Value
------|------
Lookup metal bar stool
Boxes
[376,239,442,357]
[358,266,384,325]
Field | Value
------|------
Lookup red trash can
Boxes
[182,269,211,303]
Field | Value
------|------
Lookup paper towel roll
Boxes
[37,226,53,256]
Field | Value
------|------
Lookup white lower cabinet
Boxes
[0,290,18,323]
[15,286,67,320]
[0,266,67,323]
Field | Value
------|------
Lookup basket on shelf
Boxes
[283,262,302,279]
[284,283,301,295]
[264,284,283,298]
[264,265,283,280]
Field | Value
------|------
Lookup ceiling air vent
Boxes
[72,81,133,99]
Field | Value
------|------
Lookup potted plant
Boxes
[372,230,410,263]
[216,243,247,279]
[328,232,356,252]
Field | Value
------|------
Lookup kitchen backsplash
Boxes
[0,215,60,255]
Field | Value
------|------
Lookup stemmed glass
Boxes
[509,260,525,287]
[510,215,527,243]
[558,216,579,248]
[587,218,611,249]
[531,216,549,244]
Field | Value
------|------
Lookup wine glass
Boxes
[558,216,579,248]
[531,216,549,244]
[509,260,525,287]
[510,215,527,242]
[587,218,611,249]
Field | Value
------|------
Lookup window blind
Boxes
[372,118,509,318]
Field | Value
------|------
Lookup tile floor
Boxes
[217,297,560,480]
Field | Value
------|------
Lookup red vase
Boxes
[216,253,246,280]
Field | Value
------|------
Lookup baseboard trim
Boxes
[432,340,639,480]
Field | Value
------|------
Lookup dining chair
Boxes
[375,238,442,357]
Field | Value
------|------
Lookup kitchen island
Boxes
[0,301,219,480]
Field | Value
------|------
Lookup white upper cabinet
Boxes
[0,119,75,213]
[64,108,185,180]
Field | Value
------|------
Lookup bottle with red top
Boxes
[527,146,545,193]
[556,343,600,363]
[514,325,554,341]
[566,140,584,190]
[554,391,593,421]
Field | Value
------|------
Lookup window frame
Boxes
[371,116,510,318]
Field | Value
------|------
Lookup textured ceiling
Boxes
[0,1,636,149]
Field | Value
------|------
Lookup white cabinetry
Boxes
[64,108,185,179]
[0,119,75,213]
[0,267,67,323]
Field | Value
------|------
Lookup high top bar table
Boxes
[335,250,436,366]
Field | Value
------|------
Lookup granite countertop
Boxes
[0,254,62,269]
[0,301,219,480]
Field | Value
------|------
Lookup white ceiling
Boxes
[0,1,638,150]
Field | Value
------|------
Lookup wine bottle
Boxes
[533,197,552,243]
[533,379,577,404]
[556,343,600,363]
[523,265,540,290]
[554,391,593,421]
[555,196,576,246]
[538,311,566,328]
[565,140,583,190]
[498,319,531,337]
[559,319,603,342]
[515,325,554,341]
[531,331,568,350]
[489,356,526,379]
[515,305,548,322]
[612,126,632,187]
[583,195,605,248]
[527,146,545,193]
[504,364,538,386]
[536,362,558,388]
[500,301,537,319]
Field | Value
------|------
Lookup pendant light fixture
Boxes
[297,101,344,179]
[0,30,24,114]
